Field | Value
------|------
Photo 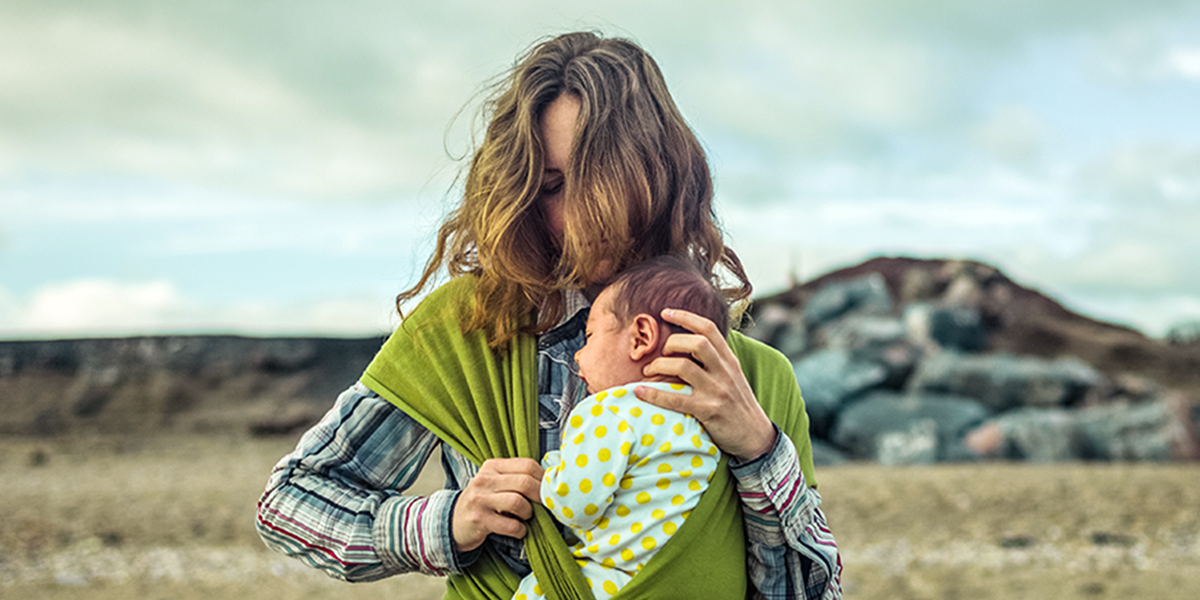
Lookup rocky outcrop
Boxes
[830,391,989,464]
[747,257,1200,464]
[0,335,386,436]
[753,257,1200,392]
[907,352,1105,412]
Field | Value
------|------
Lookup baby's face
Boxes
[574,287,641,394]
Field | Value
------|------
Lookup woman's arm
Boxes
[255,382,466,580]
[635,309,842,600]
[730,427,843,600]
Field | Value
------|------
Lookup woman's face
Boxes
[539,92,615,286]
[538,93,579,247]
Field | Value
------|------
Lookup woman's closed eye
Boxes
[540,179,563,196]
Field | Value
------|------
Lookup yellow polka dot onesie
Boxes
[512,381,720,600]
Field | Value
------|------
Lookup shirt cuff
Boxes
[373,489,464,576]
[729,422,784,471]
[729,424,810,525]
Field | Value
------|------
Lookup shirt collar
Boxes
[541,288,591,331]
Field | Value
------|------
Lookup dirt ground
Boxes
[1,434,1197,600]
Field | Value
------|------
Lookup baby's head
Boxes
[574,255,729,394]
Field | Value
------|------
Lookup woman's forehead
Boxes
[540,94,580,172]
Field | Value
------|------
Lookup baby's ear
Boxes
[629,313,660,361]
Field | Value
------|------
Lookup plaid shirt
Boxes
[256,291,841,599]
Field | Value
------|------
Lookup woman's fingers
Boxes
[659,333,721,369]
[660,307,720,340]
[636,308,777,461]
[486,457,544,477]
[496,488,536,520]
[451,458,545,551]
[484,458,545,502]
[641,355,713,389]
[660,309,736,361]
[482,511,529,540]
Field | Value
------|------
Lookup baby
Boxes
[513,255,727,600]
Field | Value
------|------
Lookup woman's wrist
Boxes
[446,490,484,571]
[730,420,780,466]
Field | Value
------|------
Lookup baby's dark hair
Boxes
[604,255,729,337]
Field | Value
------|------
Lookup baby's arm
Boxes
[541,397,635,531]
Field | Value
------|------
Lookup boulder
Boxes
[819,314,907,353]
[907,351,1105,412]
[817,314,921,388]
[902,303,988,352]
[1108,373,1162,404]
[1075,401,1187,461]
[830,391,990,463]
[988,408,1089,462]
[874,419,939,466]
[743,303,808,358]
[792,349,888,439]
[803,273,892,329]
[966,396,1199,463]
[929,306,989,352]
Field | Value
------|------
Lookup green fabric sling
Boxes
[361,276,817,600]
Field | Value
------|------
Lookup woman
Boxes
[256,31,841,600]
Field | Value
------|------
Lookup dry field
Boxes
[1,434,1198,600]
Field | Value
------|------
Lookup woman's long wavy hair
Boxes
[398,31,751,347]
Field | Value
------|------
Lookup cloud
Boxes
[1165,47,1200,79]
[0,279,396,337]
[0,6,457,198]
[0,286,17,319]
[1052,240,1182,289]
[719,163,1102,291]
[990,143,1200,291]
[647,6,963,166]
[3,0,1199,338]
[15,279,188,335]
[3,0,1191,199]
[1078,143,1200,205]
[974,106,1043,165]
[1085,11,1200,84]
[811,0,1191,47]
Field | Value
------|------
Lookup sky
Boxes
[2,0,1199,339]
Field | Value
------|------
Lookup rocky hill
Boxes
[0,335,385,436]
[746,257,1200,464]
[753,257,1200,394]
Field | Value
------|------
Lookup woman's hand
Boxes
[452,458,544,552]
[636,308,777,462]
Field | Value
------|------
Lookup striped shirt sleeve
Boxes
[731,425,843,600]
[255,382,467,580]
